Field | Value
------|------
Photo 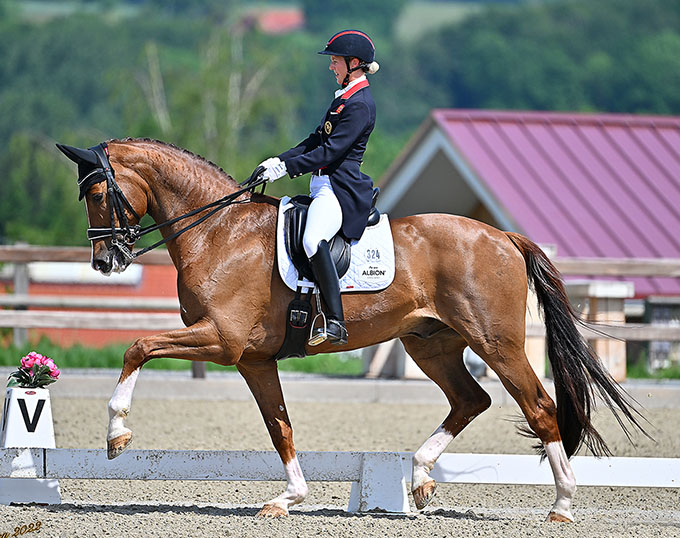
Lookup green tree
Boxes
[398,0,680,116]
[0,133,87,245]
[118,25,305,188]
[300,0,407,37]
[621,31,680,113]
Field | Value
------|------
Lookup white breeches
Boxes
[303,174,343,258]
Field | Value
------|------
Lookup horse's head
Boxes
[57,141,148,274]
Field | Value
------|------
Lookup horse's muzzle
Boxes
[92,246,130,275]
[92,247,114,275]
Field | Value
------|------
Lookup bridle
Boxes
[81,142,268,263]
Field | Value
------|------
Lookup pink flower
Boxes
[11,351,60,389]
[21,352,39,369]
[19,351,59,376]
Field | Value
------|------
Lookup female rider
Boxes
[259,30,379,346]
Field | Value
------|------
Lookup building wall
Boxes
[1,265,178,348]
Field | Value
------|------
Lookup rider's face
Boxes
[329,55,348,85]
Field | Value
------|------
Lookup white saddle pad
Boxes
[277,196,395,292]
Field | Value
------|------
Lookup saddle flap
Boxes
[284,196,313,281]
[329,234,351,279]
[283,195,351,282]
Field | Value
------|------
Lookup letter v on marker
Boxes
[18,399,46,433]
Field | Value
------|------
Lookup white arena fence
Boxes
[1,448,678,512]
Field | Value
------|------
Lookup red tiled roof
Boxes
[432,109,680,296]
[257,9,304,34]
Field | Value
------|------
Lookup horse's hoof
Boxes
[257,504,288,518]
[547,511,574,523]
[412,479,437,510]
[107,431,132,460]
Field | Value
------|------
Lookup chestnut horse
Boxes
[57,138,645,522]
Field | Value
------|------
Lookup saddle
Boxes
[283,187,381,282]
[274,188,381,361]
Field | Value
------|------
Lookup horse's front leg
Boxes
[237,360,308,517]
[107,318,224,458]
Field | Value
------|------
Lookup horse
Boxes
[56,137,647,522]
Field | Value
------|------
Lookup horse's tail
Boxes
[506,232,648,458]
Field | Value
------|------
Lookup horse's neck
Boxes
[130,144,244,267]
[144,151,238,224]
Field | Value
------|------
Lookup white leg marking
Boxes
[107,368,140,441]
[266,457,308,512]
[544,441,576,521]
[412,425,454,491]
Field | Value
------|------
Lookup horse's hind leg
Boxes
[401,331,492,510]
[107,318,224,459]
[476,342,576,522]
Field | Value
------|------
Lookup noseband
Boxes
[83,143,142,262]
[79,143,268,262]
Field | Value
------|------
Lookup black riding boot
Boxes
[309,240,347,345]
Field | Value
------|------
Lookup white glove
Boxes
[258,157,277,168]
[260,157,287,183]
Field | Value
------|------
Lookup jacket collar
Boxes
[334,75,368,99]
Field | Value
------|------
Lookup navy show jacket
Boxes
[278,79,376,241]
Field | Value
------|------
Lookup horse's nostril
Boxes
[93,258,110,272]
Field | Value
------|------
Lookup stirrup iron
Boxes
[308,289,328,346]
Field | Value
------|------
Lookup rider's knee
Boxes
[302,234,320,258]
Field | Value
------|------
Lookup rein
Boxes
[83,143,268,262]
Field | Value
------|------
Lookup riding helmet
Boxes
[318,30,380,78]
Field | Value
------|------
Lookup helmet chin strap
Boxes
[342,57,364,88]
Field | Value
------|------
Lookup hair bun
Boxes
[367,61,380,74]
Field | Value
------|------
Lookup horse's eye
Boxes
[92,192,105,203]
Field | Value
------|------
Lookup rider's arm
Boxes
[281,100,370,179]
[278,127,322,162]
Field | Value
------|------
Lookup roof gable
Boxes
[379,109,680,296]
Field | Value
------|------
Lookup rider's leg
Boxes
[302,174,343,258]
[309,240,347,344]
[303,175,346,344]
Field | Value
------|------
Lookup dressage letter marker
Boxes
[18,398,46,433]
[0,387,61,505]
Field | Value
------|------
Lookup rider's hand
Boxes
[258,157,276,169]
[260,157,287,183]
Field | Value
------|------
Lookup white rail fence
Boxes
[2,247,680,340]
[2,247,680,341]
[0,448,677,512]
[3,246,680,380]
[3,310,680,341]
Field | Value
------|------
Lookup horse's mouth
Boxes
[111,252,131,273]
[93,248,132,275]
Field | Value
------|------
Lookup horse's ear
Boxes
[56,143,98,165]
